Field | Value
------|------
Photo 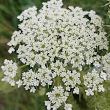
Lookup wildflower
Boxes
[46,86,69,110]
[85,89,94,96]
[1,0,110,109]
[73,87,79,94]
[8,47,15,54]
[98,85,105,92]
[64,104,72,110]
[22,69,39,92]
[1,59,18,86]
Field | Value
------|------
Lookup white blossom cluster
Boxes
[1,0,110,109]
[37,65,53,86]
[61,70,81,91]
[1,59,18,86]
[21,69,39,93]
[83,69,106,96]
[45,86,71,110]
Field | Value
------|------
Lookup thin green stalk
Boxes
[57,75,60,86]
[18,65,28,69]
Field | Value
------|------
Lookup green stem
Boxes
[57,75,60,86]
[79,94,81,101]
[16,65,28,79]
[18,65,28,69]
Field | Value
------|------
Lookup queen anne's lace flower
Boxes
[1,59,18,86]
[1,0,110,109]
[22,69,39,93]
[83,69,106,95]
[37,65,53,86]
[73,87,79,94]
[64,103,72,110]
[8,47,15,54]
[61,70,81,91]
[45,86,69,110]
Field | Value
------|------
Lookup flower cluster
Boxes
[21,69,39,92]
[61,70,81,91]
[45,86,71,110]
[37,65,53,86]
[83,69,106,96]
[1,0,110,109]
[1,59,18,86]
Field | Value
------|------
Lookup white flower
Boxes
[16,80,22,88]
[83,69,105,94]
[62,70,81,90]
[8,47,15,54]
[46,86,69,110]
[66,86,71,91]
[93,61,100,67]
[45,101,51,110]
[51,60,66,77]
[73,87,79,94]
[64,104,72,110]
[17,6,37,21]
[85,89,94,96]
[1,59,18,86]
[100,71,107,80]
[7,0,108,73]
[7,31,22,46]
[98,85,105,92]
[37,65,53,86]
[30,87,36,93]
[22,69,39,92]
[1,0,110,109]
[10,80,15,86]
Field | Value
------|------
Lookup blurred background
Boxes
[0,0,109,110]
